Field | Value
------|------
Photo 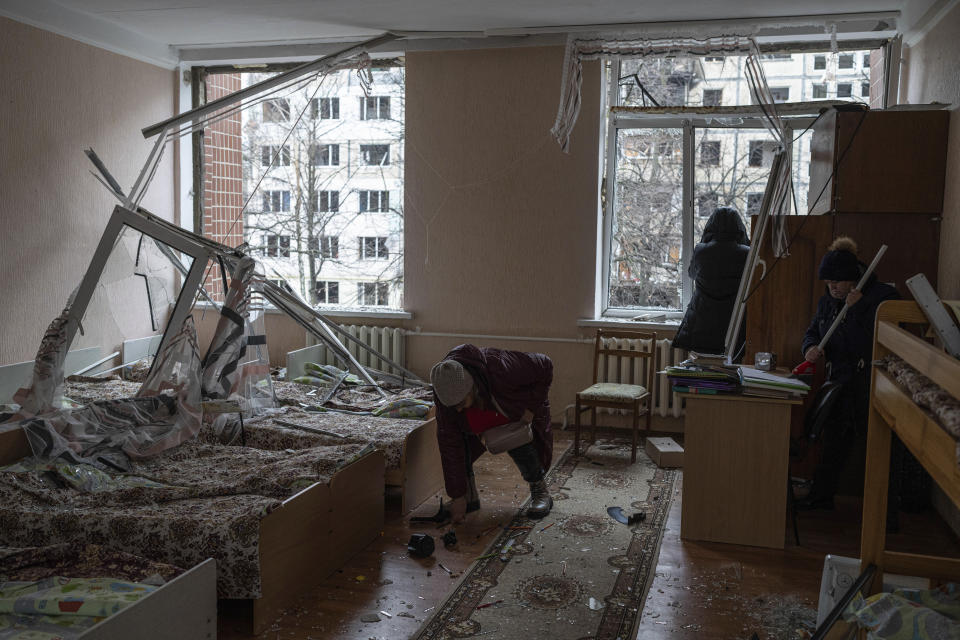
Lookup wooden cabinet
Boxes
[745,107,948,367]
[744,213,941,366]
[808,107,949,215]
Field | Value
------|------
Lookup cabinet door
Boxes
[834,212,940,293]
[744,216,832,365]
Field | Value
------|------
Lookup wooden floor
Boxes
[219,431,960,639]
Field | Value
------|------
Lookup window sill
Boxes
[578,317,681,332]
[195,302,412,320]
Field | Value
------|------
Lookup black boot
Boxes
[527,479,553,519]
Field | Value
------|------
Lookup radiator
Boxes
[599,337,684,418]
[311,324,406,375]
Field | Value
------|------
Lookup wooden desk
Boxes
[680,393,800,549]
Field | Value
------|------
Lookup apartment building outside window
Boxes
[310,97,340,119]
[359,190,390,212]
[310,143,340,166]
[837,83,852,98]
[315,281,339,304]
[262,99,290,122]
[812,84,827,99]
[603,48,880,313]
[265,234,290,258]
[308,190,340,213]
[261,145,290,166]
[839,53,854,69]
[358,236,388,260]
[360,144,390,166]
[357,282,389,306]
[360,96,391,120]
[702,89,723,106]
[262,190,290,212]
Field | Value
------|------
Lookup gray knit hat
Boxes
[430,360,474,407]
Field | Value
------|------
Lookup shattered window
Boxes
[199,63,405,308]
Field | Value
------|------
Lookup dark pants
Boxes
[507,442,545,483]
[811,376,923,516]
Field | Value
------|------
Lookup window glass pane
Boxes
[692,128,775,241]
[609,127,683,310]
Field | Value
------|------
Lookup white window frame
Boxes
[358,236,388,260]
[600,58,822,319]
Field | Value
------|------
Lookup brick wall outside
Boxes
[202,72,243,301]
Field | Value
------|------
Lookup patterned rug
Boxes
[413,439,678,640]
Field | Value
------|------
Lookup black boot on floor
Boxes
[527,480,553,519]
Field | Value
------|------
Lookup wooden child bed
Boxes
[861,299,960,594]
[0,423,385,635]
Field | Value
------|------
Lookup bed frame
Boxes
[861,299,960,595]
[0,423,385,635]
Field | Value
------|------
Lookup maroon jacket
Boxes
[434,344,553,499]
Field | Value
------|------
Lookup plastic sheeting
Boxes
[7,312,203,470]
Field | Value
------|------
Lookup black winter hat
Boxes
[818,236,860,281]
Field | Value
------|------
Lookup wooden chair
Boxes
[575,329,657,463]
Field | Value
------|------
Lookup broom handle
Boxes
[816,244,888,351]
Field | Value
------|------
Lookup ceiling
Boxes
[1,0,934,68]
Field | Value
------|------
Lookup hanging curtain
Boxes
[551,34,755,152]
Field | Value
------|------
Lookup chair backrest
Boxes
[804,380,845,441]
[592,329,658,391]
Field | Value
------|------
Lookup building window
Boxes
[310,190,339,213]
[359,190,390,213]
[358,236,388,260]
[309,143,340,166]
[837,83,852,98]
[310,97,340,119]
[360,96,391,120]
[358,282,390,306]
[812,83,827,99]
[260,145,290,166]
[360,144,390,166]
[748,140,765,167]
[861,82,870,98]
[602,51,882,313]
[308,235,339,258]
[700,141,720,166]
[702,89,723,106]
[704,56,723,62]
[838,54,854,69]
[315,280,339,304]
[267,278,288,290]
[768,87,790,103]
[760,53,792,60]
[862,53,870,68]
[262,99,290,122]
[265,234,291,258]
[697,193,718,217]
[262,190,290,212]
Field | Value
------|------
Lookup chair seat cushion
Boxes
[579,382,648,402]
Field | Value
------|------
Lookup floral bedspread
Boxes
[0,434,372,599]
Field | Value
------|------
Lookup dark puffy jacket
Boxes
[433,345,553,499]
[801,271,900,384]
[672,208,750,354]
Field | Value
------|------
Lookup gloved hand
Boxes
[449,496,467,524]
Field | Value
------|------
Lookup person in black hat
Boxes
[797,237,900,516]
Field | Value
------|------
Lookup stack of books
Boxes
[738,367,810,399]
[664,361,740,395]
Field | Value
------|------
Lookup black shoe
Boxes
[795,496,835,511]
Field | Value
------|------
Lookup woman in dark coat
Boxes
[430,344,554,523]
[798,237,901,517]
[672,207,750,355]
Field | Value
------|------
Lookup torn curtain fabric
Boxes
[551,34,755,152]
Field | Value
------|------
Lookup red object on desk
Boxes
[792,360,816,375]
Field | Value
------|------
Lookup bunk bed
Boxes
[0,421,385,635]
[861,299,960,594]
